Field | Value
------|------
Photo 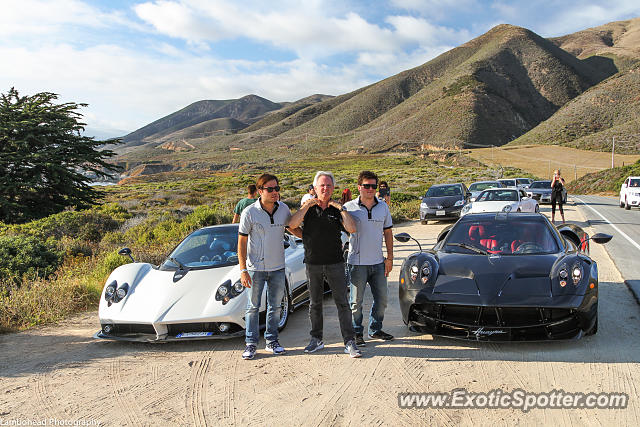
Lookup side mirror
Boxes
[118,247,135,262]
[284,240,291,249]
[394,232,411,243]
[394,232,423,252]
[590,233,613,244]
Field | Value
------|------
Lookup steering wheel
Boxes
[514,242,544,254]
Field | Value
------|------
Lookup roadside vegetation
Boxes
[1,153,531,333]
[566,159,640,194]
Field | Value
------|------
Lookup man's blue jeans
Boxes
[348,263,388,335]
[245,269,286,345]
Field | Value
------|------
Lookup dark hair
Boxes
[379,181,388,188]
[256,173,278,189]
[357,170,378,185]
[247,184,257,195]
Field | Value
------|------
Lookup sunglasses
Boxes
[261,186,280,193]
[361,184,377,189]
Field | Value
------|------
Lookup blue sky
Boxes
[1,0,639,138]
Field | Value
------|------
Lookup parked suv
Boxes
[619,176,640,210]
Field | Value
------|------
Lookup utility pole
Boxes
[612,136,615,168]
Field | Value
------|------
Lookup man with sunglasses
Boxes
[238,173,292,360]
[287,171,361,357]
[343,171,394,346]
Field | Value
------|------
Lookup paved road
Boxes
[573,195,640,302]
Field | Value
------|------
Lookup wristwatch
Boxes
[341,205,347,211]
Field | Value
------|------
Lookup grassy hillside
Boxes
[212,24,609,155]
[468,145,640,183]
[550,17,640,74]
[121,95,282,146]
[508,63,640,153]
[566,159,640,194]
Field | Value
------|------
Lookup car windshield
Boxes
[499,179,516,187]
[425,186,462,197]
[469,182,498,192]
[444,219,559,255]
[161,227,239,270]
[476,190,518,202]
[629,179,640,187]
[529,181,551,189]
[516,179,530,185]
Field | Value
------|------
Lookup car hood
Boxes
[422,195,463,208]
[529,188,551,194]
[99,262,242,324]
[469,201,515,213]
[431,252,560,303]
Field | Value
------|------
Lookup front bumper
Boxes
[625,194,640,206]
[420,206,463,220]
[94,321,245,342]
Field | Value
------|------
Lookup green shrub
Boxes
[0,235,62,282]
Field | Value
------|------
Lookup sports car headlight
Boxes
[572,264,583,285]
[559,267,568,280]
[231,280,244,295]
[420,262,431,284]
[502,205,513,213]
[104,280,117,301]
[113,283,129,302]
[420,202,428,209]
[454,200,464,207]
[410,265,419,282]
[217,283,229,297]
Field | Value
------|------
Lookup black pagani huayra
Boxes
[395,212,612,341]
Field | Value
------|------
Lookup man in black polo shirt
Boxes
[288,171,361,358]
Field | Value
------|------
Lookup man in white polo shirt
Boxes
[238,173,292,360]
[343,170,394,347]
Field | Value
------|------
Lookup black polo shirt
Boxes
[302,205,345,265]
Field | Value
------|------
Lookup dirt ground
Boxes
[1,201,639,426]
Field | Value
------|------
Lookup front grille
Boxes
[413,303,573,327]
[102,323,156,335]
[165,322,243,336]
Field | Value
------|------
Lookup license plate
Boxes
[436,210,445,216]
[176,332,213,338]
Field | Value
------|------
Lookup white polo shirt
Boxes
[238,200,291,271]
[343,196,393,265]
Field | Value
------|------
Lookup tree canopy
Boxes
[0,87,121,223]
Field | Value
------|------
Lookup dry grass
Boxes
[467,144,640,182]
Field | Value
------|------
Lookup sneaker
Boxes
[265,340,286,355]
[304,337,324,353]
[242,344,257,360]
[355,334,366,347]
[369,330,394,341]
[344,340,362,358]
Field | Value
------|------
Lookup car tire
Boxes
[619,199,624,208]
[277,285,291,331]
[421,220,428,225]
[625,198,631,210]
[534,205,540,213]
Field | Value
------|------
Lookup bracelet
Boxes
[240,269,248,273]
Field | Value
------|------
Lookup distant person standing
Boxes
[377,181,390,204]
[288,171,361,358]
[551,169,565,224]
[300,184,316,206]
[232,184,258,223]
[238,174,292,360]
[344,171,394,346]
[340,188,352,205]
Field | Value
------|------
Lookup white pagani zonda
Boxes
[461,188,539,216]
[95,224,310,342]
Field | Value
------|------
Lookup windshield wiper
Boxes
[168,256,188,270]
[446,242,489,255]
